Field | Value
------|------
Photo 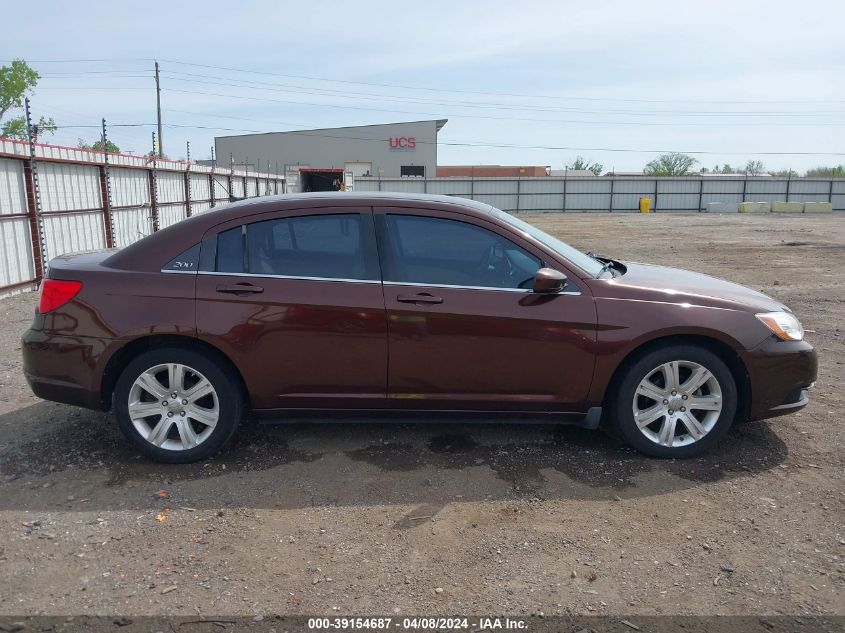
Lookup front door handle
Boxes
[216,283,264,295]
[396,293,443,305]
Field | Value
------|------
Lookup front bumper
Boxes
[741,336,817,421]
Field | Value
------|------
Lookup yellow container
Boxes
[639,197,651,213]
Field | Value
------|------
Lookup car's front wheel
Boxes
[114,347,242,463]
[611,345,737,458]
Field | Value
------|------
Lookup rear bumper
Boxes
[741,337,817,421]
[22,327,107,410]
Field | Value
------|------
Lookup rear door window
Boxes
[246,214,375,280]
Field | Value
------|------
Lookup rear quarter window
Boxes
[162,244,201,272]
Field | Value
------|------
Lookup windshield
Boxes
[489,207,605,277]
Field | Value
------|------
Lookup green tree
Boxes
[805,165,845,178]
[644,152,698,176]
[745,160,765,176]
[769,168,798,177]
[710,163,743,174]
[0,59,39,121]
[78,137,120,153]
[0,59,56,141]
[566,155,604,176]
[1,115,56,140]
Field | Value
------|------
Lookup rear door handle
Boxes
[396,293,443,305]
[216,283,264,295]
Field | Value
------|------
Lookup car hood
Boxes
[592,261,788,313]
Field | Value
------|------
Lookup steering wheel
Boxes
[477,243,517,287]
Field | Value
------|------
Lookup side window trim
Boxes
[196,270,382,285]
[241,224,248,274]
[384,280,532,294]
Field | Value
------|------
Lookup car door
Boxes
[195,206,388,410]
[375,206,597,412]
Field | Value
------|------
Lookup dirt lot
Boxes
[0,213,843,620]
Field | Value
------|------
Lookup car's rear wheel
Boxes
[114,347,242,463]
[610,345,737,458]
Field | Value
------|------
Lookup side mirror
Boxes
[533,267,568,294]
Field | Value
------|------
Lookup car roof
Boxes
[224,191,493,211]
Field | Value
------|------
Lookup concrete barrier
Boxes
[771,201,804,213]
[738,202,771,213]
[803,202,833,213]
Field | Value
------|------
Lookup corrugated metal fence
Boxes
[3,150,842,297]
[356,176,845,214]
[0,138,282,296]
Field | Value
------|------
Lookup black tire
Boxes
[114,347,243,463]
[609,345,737,458]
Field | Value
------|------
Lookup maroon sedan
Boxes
[22,193,816,462]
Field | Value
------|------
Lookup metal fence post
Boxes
[653,178,659,212]
[786,173,792,202]
[698,177,704,212]
[608,176,614,213]
[148,168,160,232]
[23,98,46,281]
[830,178,835,203]
[562,172,567,212]
[96,169,115,248]
[98,119,115,248]
[742,175,747,203]
[184,169,192,217]
[516,177,521,214]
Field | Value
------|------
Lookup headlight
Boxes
[756,311,804,341]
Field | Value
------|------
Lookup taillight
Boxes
[38,279,83,313]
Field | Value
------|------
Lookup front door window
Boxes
[383,214,542,290]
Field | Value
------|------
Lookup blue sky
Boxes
[2,0,844,172]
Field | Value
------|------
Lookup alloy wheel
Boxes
[128,363,219,451]
[632,360,723,448]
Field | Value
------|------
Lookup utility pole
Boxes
[154,61,163,158]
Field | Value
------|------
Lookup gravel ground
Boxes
[0,212,842,619]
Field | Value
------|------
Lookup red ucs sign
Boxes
[388,136,416,150]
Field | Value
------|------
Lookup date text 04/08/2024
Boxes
[306,617,527,630]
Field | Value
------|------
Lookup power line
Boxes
[29,115,845,156]
[160,87,845,127]
[39,74,151,80]
[51,123,156,128]
[155,71,845,117]
[37,68,845,118]
[158,122,845,156]
[38,81,843,124]
[13,57,845,105]
[158,59,845,106]
[39,69,152,76]
[36,87,153,90]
